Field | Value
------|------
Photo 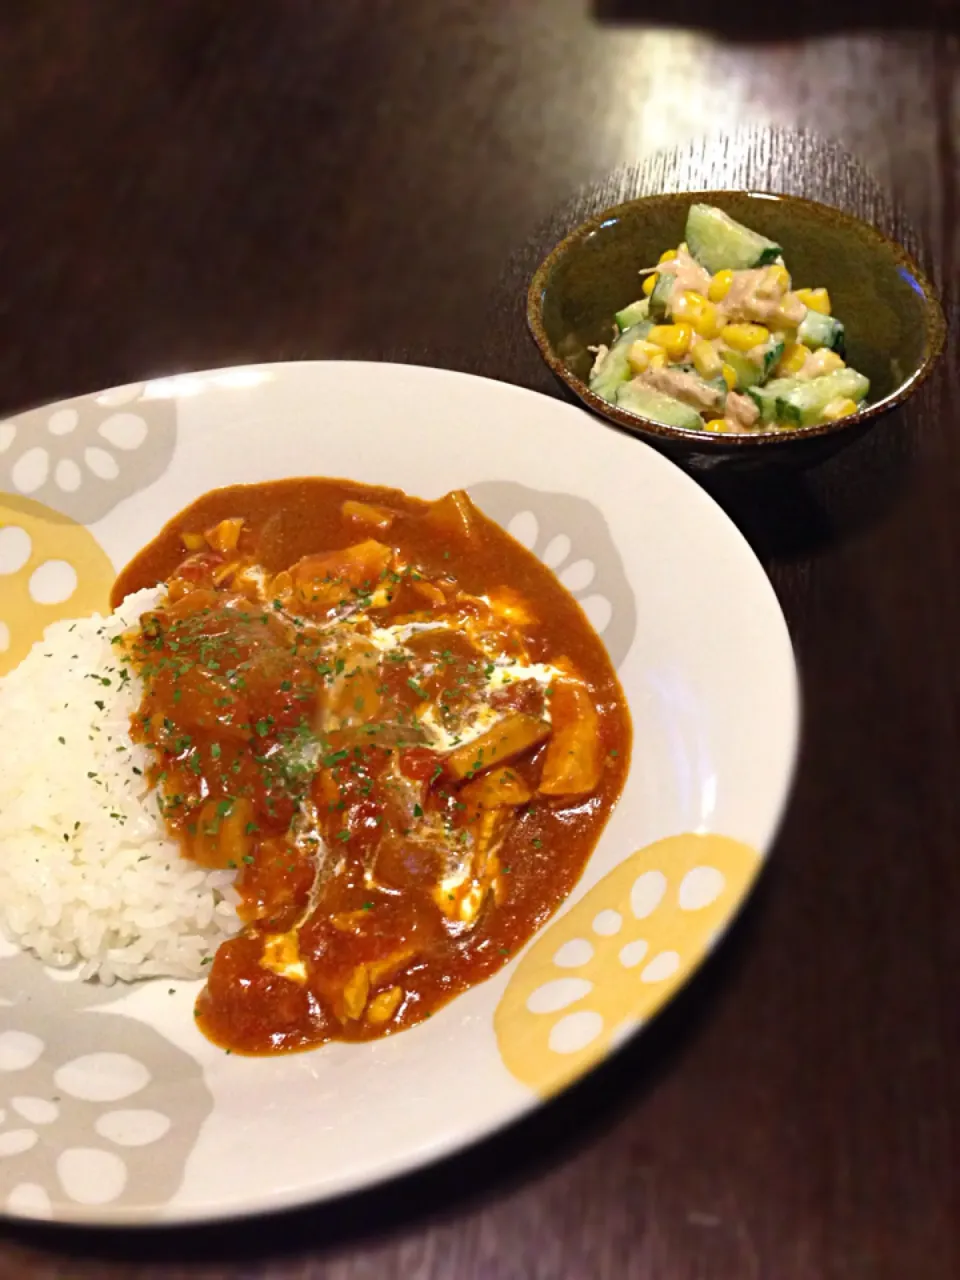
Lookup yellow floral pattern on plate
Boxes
[0,494,114,676]
[495,833,760,1096]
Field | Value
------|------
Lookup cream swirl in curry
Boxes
[113,479,631,1055]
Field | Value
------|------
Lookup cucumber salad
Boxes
[589,203,870,434]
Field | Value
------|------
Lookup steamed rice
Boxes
[0,587,240,983]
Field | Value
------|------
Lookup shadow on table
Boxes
[592,0,956,34]
[0,871,775,1268]
[693,407,920,562]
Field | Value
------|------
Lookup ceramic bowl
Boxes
[528,191,945,468]
[0,363,797,1223]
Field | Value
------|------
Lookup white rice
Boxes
[0,587,240,983]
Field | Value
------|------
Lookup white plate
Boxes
[0,362,798,1224]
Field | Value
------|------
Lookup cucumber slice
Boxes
[588,320,653,403]
[615,298,650,331]
[616,382,706,431]
[749,368,869,428]
[798,310,846,355]
[685,204,782,274]
[721,340,785,392]
[760,339,785,380]
[648,273,674,322]
[747,380,788,426]
[720,350,763,392]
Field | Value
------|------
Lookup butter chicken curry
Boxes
[112,479,630,1055]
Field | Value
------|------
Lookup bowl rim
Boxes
[527,189,947,450]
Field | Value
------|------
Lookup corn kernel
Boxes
[658,248,678,264]
[721,363,738,391]
[805,349,845,377]
[648,323,693,362]
[796,287,831,314]
[690,337,723,379]
[721,323,770,352]
[671,291,696,319]
[674,291,722,339]
[775,292,805,327]
[821,397,859,422]
[776,342,811,377]
[704,418,732,433]
[693,300,722,340]
[648,351,667,370]
[627,341,649,375]
[642,273,658,297]
[756,263,791,299]
[708,269,734,303]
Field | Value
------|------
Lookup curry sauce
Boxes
[113,479,631,1055]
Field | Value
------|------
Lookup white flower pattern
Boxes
[0,953,211,1219]
[468,481,634,669]
[0,384,177,523]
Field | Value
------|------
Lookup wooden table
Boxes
[1,5,957,1277]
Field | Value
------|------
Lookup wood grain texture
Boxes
[0,4,958,1278]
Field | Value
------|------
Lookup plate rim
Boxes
[0,360,800,1225]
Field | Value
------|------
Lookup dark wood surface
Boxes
[1,5,958,1277]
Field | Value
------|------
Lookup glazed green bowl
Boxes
[528,191,945,468]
